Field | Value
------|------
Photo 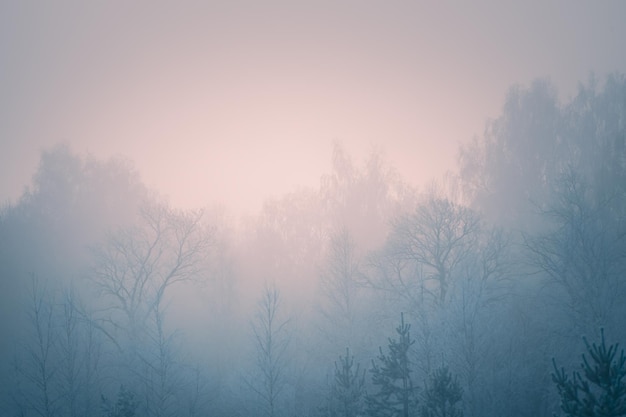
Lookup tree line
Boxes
[1,73,625,417]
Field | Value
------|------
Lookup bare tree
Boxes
[181,365,214,417]
[446,228,510,417]
[139,302,180,417]
[57,288,102,417]
[368,193,512,412]
[370,196,480,310]
[90,199,213,347]
[525,170,626,336]
[89,199,214,416]
[11,279,104,417]
[13,276,60,417]
[58,290,80,417]
[318,228,363,349]
[249,284,290,417]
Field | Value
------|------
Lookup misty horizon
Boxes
[3,2,626,216]
[2,3,626,417]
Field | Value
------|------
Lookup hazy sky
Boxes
[2,1,625,215]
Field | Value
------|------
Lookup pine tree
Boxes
[552,329,626,417]
[367,313,418,417]
[329,347,366,417]
[101,385,138,417]
[420,366,463,417]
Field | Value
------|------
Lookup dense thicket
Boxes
[1,73,625,417]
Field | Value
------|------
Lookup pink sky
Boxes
[2,1,626,215]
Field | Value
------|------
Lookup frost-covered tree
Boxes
[552,329,626,417]
[367,313,418,417]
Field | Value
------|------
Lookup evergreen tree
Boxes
[101,385,138,417]
[552,329,626,417]
[367,313,418,417]
[420,366,463,417]
[329,347,366,417]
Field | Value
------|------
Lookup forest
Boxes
[1,73,626,417]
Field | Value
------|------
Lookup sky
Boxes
[1,1,625,216]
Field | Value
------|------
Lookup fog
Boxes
[1,2,626,417]
[3,1,626,214]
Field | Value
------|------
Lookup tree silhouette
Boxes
[367,313,418,417]
[249,284,290,417]
[552,329,626,417]
[420,366,463,417]
[101,385,138,417]
[328,347,365,417]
